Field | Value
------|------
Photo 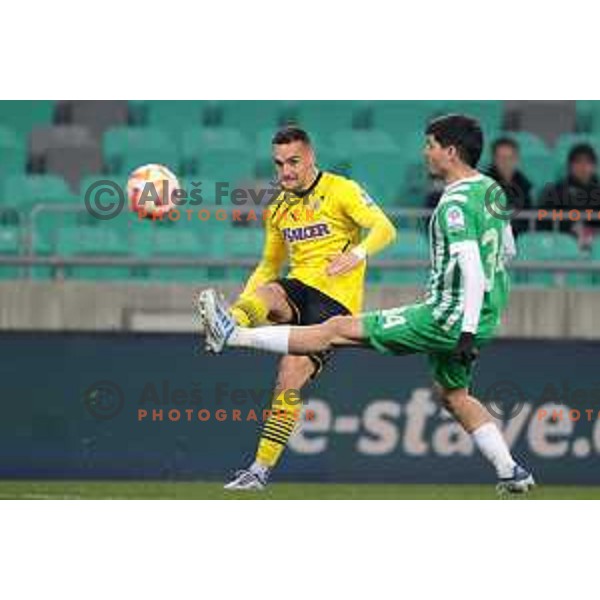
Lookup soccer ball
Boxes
[127,163,181,218]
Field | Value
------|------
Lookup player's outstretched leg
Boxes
[438,386,535,495]
[198,288,364,355]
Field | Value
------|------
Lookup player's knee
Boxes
[323,315,349,347]
[257,283,292,323]
[275,356,314,391]
[438,386,469,413]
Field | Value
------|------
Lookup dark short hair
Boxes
[272,126,312,146]
[568,143,597,165]
[425,114,483,167]
[492,136,519,155]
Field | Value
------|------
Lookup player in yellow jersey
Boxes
[199,126,396,490]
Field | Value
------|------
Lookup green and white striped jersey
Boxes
[425,173,512,333]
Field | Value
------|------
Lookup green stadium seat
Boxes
[147,226,207,282]
[0,126,26,177]
[589,237,600,286]
[515,232,590,287]
[0,101,55,135]
[575,101,600,133]
[219,101,296,138]
[369,101,440,145]
[331,129,398,154]
[394,149,431,207]
[435,101,504,138]
[222,226,263,281]
[291,101,360,137]
[2,174,76,211]
[375,229,429,286]
[348,150,405,205]
[181,127,254,182]
[103,127,179,175]
[142,101,208,133]
[0,226,22,279]
[56,226,130,280]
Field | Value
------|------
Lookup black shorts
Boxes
[274,278,351,377]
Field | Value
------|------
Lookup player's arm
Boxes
[441,201,485,363]
[240,216,287,296]
[229,213,287,327]
[327,182,397,275]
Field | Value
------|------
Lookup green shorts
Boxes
[361,302,497,390]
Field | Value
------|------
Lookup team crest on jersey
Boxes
[446,206,465,230]
[282,222,331,243]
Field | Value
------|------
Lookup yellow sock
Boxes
[256,389,302,468]
[231,293,269,327]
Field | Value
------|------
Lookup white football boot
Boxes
[496,465,536,496]
[196,289,236,354]
[223,469,267,491]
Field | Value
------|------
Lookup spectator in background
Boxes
[485,137,533,236]
[538,144,600,239]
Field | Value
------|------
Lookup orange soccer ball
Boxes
[127,163,181,218]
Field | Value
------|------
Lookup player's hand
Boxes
[452,332,479,365]
[326,250,364,277]
[326,252,361,276]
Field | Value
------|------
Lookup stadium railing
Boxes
[0,204,597,284]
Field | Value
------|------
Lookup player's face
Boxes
[424,135,453,177]
[273,141,316,192]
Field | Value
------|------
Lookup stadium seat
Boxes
[56,100,129,139]
[575,100,600,133]
[103,127,179,175]
[55,226,130,280]
[292,101,360,137]
[222,226,263,281]
[370,101,441,145]
[0,226,21,279]
[348,150,405,206]
[181,127,254,182]
[0,101,55,135]
[2,174,76,211]
[589,237,600,287]
[146,226,207,282]
[435,101,504,139]
[0,126,26,177]
[515,232,590,287]
[144,101,207,134]
[331,129,398,155]
[219,101,296,138]
[375,229,429,286]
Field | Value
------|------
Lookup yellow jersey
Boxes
[241,170,396,315]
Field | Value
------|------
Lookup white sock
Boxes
[250,461,270,481]
[228,325,290,354]
[471,422,516,479]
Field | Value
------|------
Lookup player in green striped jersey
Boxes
[199,114,534,493]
